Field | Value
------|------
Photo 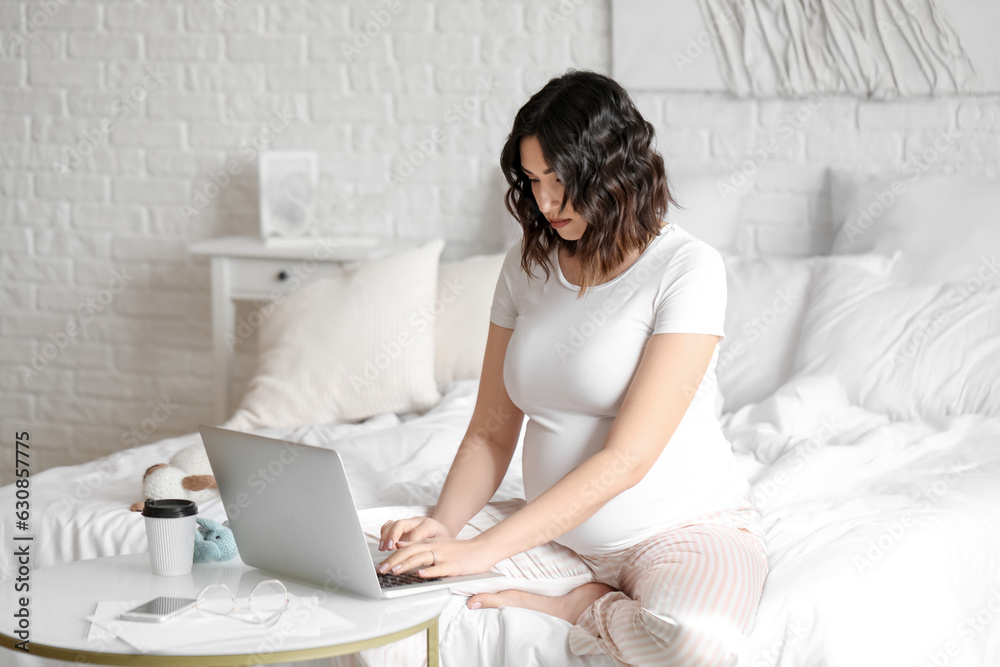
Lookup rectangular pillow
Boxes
[667,169,756,254]
[434,251,506,392]
[830,169,1000,285]
[224,238,445,430]
[791,252,1000,419]
[717,253,814,412]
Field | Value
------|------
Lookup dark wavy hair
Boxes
[499,69,675,298]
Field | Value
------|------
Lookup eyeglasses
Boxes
[194,579,289,627]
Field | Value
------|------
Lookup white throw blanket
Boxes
[3,374,1000,667]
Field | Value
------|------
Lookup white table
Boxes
[0,552,449,666]
[188,236,421,423]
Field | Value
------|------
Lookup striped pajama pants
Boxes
[319,493,767,667]
[566,499,769,667]
[458,491,769,666]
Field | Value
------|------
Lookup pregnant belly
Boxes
[519,413,749,555]
[521,413,612,503]
[522,413,651,553]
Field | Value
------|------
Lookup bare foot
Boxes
[467,582,617,624]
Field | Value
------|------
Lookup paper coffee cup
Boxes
[141,499,198,576]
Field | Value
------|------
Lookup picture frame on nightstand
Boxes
[259,150,319,247]
[258,150,379,248]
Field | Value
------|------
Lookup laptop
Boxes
[198,425,502,599]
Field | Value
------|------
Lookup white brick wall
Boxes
[1,0,999,485]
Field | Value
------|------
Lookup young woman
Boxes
[376,70,768,666]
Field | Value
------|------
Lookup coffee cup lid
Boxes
[141,498,198,518]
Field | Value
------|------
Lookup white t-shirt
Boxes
[489,221,752,555]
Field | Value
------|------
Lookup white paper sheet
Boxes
[86,594,355,653]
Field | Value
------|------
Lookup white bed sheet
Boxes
[3,375,1000,667]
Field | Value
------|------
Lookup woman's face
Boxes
[519,135,586,241]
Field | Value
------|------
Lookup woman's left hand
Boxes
[376,535,498,578]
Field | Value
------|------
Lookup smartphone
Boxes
[119,596,197,623]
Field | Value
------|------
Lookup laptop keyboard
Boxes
[377,570,445,589]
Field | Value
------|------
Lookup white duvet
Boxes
[3,374,1000,667]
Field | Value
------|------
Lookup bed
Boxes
[3,167,999,667]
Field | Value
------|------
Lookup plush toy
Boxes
[193,517,239,562]
[129,443,219,512]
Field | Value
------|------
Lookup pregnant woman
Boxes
[376,69,768,666]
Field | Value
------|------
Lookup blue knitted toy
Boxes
[193,517,239,562]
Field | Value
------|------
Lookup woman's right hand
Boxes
[379,516,453,551]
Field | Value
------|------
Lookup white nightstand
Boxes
[189,236,422,424]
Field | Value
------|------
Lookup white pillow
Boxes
[791,252,1000,419]
[830,169,1000,285]
[434,251,506,392]
[667,169,755,254]
[225,238,445,430]
[718,254,814,412]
